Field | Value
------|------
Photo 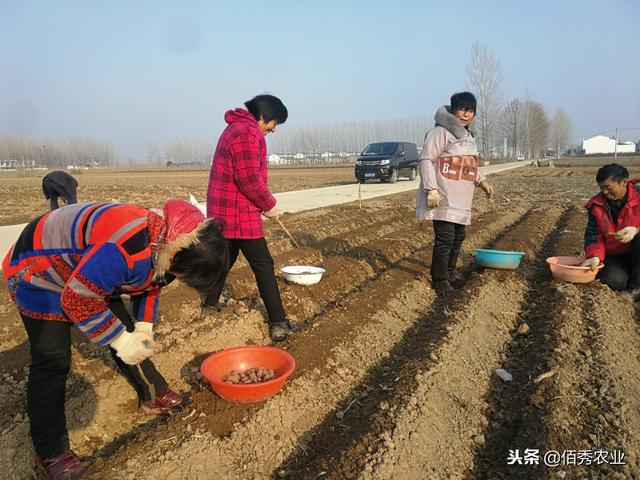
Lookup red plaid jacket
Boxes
[206,109,277,239]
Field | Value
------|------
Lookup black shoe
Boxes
[433,280,454,298]
[449,272,465,289]
[269,321,301,342]
[622,288,640,301]
[200,302,227,317]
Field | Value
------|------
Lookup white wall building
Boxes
[618,141,636,153]
[268,153,282,164]
[582,135,636,154]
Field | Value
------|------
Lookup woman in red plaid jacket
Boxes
[205,94,299,341]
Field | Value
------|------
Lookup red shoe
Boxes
[140,388,191,415]
[35,450,84,479]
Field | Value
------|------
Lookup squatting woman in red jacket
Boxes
[204,94,299,341]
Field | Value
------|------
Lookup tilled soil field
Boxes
[1,166,639,479]
[0,167,354,226]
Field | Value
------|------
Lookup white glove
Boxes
[134,322,155,347]
[111,330,154,365]
[579,257,601,270]
[613,226,639,244]
[427,190,441,209]
[263,206,280,222]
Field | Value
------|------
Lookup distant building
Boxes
[173,161,204,167]
[619,141,636,153]
[582,135,636,155]
[268,154,282,164]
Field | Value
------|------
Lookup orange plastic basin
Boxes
[546,256,604,283]
[200,346,296,403]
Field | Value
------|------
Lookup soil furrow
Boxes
[272,207,561,479]
[0,200,519,480]
[499,205,640,479]
[4,169,638,480]
[472,204,638,479]
[77,203,527,478]
[468,207,585,479]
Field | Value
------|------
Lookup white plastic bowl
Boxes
[281,266,326,285]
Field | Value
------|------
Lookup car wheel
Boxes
[358,178,366,184]
[389,168,399,183]
[408,168,417,181]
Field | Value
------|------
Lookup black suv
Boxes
[354,141,419,183]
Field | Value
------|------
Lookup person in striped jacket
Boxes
[2,199,228,479]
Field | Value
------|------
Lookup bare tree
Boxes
[147,143,163,165]
[269,117,431,155]
[521,100,550,158]
[0,135,118,169]
[157,138,214,166]
[467,42,504,159]
[501,99,522,157]
[551,108,572,157]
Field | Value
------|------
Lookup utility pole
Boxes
[614,127,618,159]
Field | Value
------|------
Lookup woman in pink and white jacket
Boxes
[416,92,494,297]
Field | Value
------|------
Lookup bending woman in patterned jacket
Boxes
[204,94,300,342]
[2,199,228,479]
[416,92,494,297]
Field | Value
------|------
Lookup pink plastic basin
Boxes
[546,256,604,283]
[200,346,296,403]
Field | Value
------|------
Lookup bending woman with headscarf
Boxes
[3,199,228,479]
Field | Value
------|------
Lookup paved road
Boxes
[274,160,530,214]
[0,160,530,268]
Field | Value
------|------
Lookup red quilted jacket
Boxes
[584,179,640,260]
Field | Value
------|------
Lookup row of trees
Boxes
[268,117,432,154]
[145,120,433,163]
[2,42,573,166]
[468,42,572,158]
[500,99,570,158]
[270,42,573,159]
[0,135,117,168]
[147,139,214,165]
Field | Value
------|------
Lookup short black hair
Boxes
[245,94,288,124]
[596,163,629,183]
[451,92,477,113]
[170,220,229,297]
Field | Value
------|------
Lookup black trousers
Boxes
[431,220,466,282]
[42,178,77,210]
[203,237,286,325]
[598,235,640,291]
[21,297,167,458]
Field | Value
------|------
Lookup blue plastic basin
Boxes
[473,249,525,270]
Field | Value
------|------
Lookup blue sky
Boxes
[1,0,639,158]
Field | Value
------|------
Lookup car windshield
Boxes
[361,143,398,156]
